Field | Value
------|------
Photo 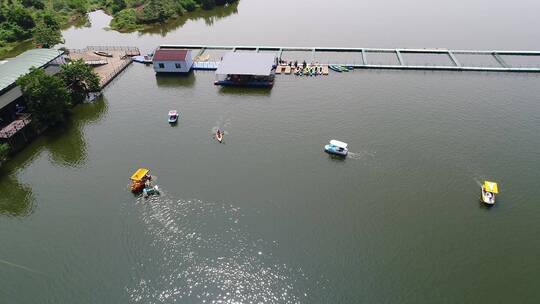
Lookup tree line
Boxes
[108,0,238,31]
[0,0,92,55]
[0,0,238,55]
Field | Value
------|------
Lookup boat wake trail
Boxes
[213,114,232,135]
[346,150,376,161]
[127,191,320,303]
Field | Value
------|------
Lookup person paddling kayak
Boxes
[215,129,223,143]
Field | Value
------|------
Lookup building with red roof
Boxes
[152,47,193,73]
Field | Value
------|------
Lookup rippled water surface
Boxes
[2,0,540,303]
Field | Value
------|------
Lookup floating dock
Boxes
[192,61,219,70]
[161,44,540,73]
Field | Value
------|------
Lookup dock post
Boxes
[196,47,206,57]
[312,48,316,63]
[492,52,509,68]
[448,50,461,67]
[361,49,367,65]
[277,48,283,61]
[396,49,405,66]
[256,47,259,52]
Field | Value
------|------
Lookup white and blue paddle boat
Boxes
[168,110,179,124]
[324,140,348,156]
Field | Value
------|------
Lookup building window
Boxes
[158,63,164,69]
[175,63,182,69]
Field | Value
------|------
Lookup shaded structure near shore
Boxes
[214,52,277,87]
[0,49,64,150]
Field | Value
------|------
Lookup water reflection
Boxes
[139,2,240,36]
[67,14,91,29]
[0,96,107,217]
[218,86,272,96]
[45,96,107,168]
[0,173,34,217]
[127,190,318,303]
[155,73,196,88]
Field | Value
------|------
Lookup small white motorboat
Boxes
[93,51,113,57]
[324,139,348,156]
[168,110,179,123]
[481,181,499,205]
[132,55,153,64]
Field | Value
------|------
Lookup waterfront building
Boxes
[0,49,65,142]
[214,52,277,87]
[152,48,193,73]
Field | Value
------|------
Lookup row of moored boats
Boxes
[329,65,354,72]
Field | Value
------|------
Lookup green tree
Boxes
[60,59,100,104]
[139,0,167,23]
[198,0,215,9]
[67,0,88,14]
[110,0,126,14]
[16,68,71,127]
[182,0,196,12]
[9,6,35,30]
[0,22,32,42]
[22,0,45,9]
[39,10,60,30]
[32,24,63,48]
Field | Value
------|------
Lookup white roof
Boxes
[329,140,348,148]
[168,110,177,115]
[215,52,276,76]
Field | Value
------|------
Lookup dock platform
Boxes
[68,46,139,88]
[161,44,540,73]
[284,65,291,74]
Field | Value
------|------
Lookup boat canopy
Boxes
[329,140,348,149]
[168,110,177,116]
[483,181,499,193]
[131,168,149,181]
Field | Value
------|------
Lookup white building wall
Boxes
[153,50,193,73]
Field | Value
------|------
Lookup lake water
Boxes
[2,0,540,303]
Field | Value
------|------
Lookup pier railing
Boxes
[0,114,31,139]
[99,57,133,88]
[161,44,540,73]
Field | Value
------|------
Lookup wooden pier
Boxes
[162,44,540,73]
[68,46,140,88]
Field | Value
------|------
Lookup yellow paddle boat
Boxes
[481,181,499,205]
[130,168,151,193]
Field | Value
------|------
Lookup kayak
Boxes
[329,65,342,72]
[216,130,223,143]
[339,65,349,72]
